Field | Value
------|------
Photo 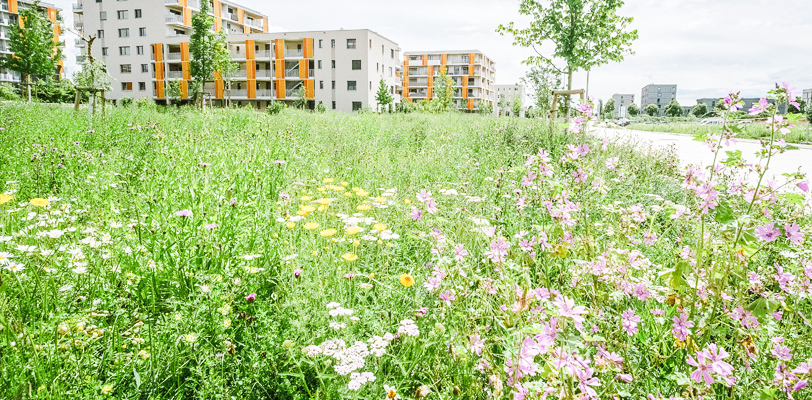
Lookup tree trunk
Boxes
[565,66,573,120]
[26,75,31,103]
[585,69,590,102]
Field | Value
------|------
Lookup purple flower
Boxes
[621,309,641,335]
[410,207,423,221]
[749,98,769,115]
[439,289,456,305]
[633,283,650,301]
[798,180,809,193]
[204,223,219,230]
[553,295,588,326]
[484,237,510,263]
[453,244,468,262]
[686,350,714,388]
[425,198,438,214]
[755,222,781,242]
[671,312,694,341]
[245,293,256,303]
[274,160,286,165]
[785,222,803,246]
[175,209,193,218]
[416,189,433,203]
[772,344,793,361]
[294,269,302,278]
[469,333,485,355]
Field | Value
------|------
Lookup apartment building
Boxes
[610,93,634,118]
[496,84,524,117]
[1,0,63,83]
[697,97,787,115]
[152,29,402,112]
[640,84,677,116]
[803,89,811,108]
[73,0,268,101]
[402,50,495,112]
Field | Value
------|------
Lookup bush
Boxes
[119,97,133,107]
[266,100,285,115]
[0,83,20,101]
[316,101,326,113]
[135,98,155,109]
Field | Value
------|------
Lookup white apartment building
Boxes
[496,84,525,117]
[73,0,268,101]
[1,0,63,83]
[402,50,495,112]
[610,93,634,118]
[152,29,402,112]
[803,89,811,109]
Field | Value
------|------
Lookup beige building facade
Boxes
[402,50,495,112]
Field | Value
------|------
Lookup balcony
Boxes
[256,50,271,58]
[166,52,182,61]
[257,89,273,98]
[229,14,238,22]
[231,89,247,97]
[285,68,300,79]
[285,49,303,58]
[286,87,304,97]
[73,2,83,12]
[75,38,86,47]
[166,71,183,79]
[255,70,273,78]
[165,14,188,27]
[233,70,247,78]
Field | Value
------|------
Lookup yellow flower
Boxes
[316,198,332,206]
[286,222,295,229]
[356,190,369,197]
[373,223,387,231]
[345,226,362,235]
[317,205,329,212]
[320,229,337,237]
[399,273,415,287]
[183,333,197,344]
[342,253,359,262]
[353,240,361,247]
[0,193,12,205]
[323,178,335,184]
[304,222,320,231]
[374,196,387,203]
[101,384,114,395]
[341,181,349,187]
[404,199,411,205]
[30,198,49,208]
[300,205,316,213]
[357,204,371,211]
[300,196,312,202]
[344,192,353,197]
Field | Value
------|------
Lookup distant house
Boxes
[641,84,677,116]
[610,93,634,118]
[803,89,812,108]
[696,97,787,115]
[496,84,525,117]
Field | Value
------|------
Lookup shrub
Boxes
[119,97,133,107]
[0,83,20,101]
[266,100,285,115]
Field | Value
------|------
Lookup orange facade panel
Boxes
[180,42,189,62]
[156,81,165,99]
[214,72,224,99]
[247,81,256,99]
[183,8,192,27]
[238,9,245,25]
[276,80,285,99]
[462,78,468,98]
[246,40,255,59]
[246,60,256,79]
[469,53,475,76]
[180,80,188,99]
[274,39,284,59]
[213,1,222,31]
[298,59,308,79]
[274,60,284,79]
[468,99,474,110]
[422,55,427,66]
[304,80,314,99]
[263,17,269,33]
[303,38,313,59]
[441,54,447,66]
[8,0,17,14]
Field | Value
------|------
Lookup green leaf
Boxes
[747,298,779,321]
[133,366,141,389]
[712,199,735,224]
[784,193,804,206]
[721,150,742,166]
[669,371,691,386]
[759,388,777,400]
[660,261,689,290]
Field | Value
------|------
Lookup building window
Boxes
[317,60,322,69]
[331,81,335,89]
[97,30,104,38]
[319,81,323,89]
[139,27,147,36]
[391,49,394,59]
[135,9,142,18]
[346,39,356,49]
[120,46,130,55]
[120,64,131,73]
[100,11,107,20]
[351,60,361,70]
[352,101,362,111]
[331,60,335,69]
[332,101,336,110]
[139,82,146,91]
[318,39,323,48]
[331,39,335,48]
[119,28,129,38]
[117,10,128,20]
[121,82,133,91]
[347,81,356,91]
[102,47,108,56]
[141,64,149,73]
[389,67,393,76]
[136,46,144,55]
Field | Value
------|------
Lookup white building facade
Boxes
[496,84,525,117]
[402,50,495,112]
[610,93,634,118]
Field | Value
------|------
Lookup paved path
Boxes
[594,127,811,183]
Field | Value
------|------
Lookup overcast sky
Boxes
[54,0,812,104]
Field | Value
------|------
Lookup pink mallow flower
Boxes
[554,295,588,327]
[470,333,485,356]
[755,222,781,243]
[671,312,694,341]
[621,309,641,335]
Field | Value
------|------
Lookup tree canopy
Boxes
[375,77,393,112]
[644,103,659,116]
[664,100,682,117]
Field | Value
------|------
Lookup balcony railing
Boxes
[255,70,273,78]
[256,50,271,58]
[72,2,83,11]
[257,89,273,98]
[165,14,185,24]
[231,89,247,97]
[166,52,182,60]
[229,14,238,21]
[233,70,247,78]
[166,71,183,79]
[285,49,303,58]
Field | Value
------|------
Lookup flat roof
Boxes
[404,50,488,56]
[227,28,399,46]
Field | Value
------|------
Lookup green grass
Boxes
[627,121,812,144]
[0,104,809,400]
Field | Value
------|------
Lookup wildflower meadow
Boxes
[0,84,810,400]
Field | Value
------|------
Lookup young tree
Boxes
[166,80,182,106]
[521,66,561,119]
[690,103,708,118]
[498,94,507,115]
[431,66,455,112]
[603,98,615,117]
[1,1,63,102]
[375,77,393,113]
[627,103,640,117]
[664,100,682,117]
[511,94,523,117]
[644,103,659,116]
[190,0,218,107]
[292,84,309,110]
[498,0,638,119]
[212,29,237,108]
